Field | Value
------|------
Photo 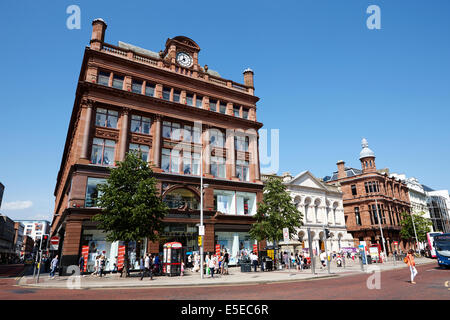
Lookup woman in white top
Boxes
[209,256,216,278]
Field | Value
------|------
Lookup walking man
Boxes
[78,255,85,276]
[144,254,153,280]
[50,255,58,279]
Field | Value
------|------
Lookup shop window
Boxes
[95,108,118,129]
[85,177,107,207]
[163,188,200,210]
[236,192,256,215]
[130,115,151,134]
[91,138,116,166]
[129,143,149,162]
[214,190,235,214]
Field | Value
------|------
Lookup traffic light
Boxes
[34,238,41,251]
[325,229,331,239]
[40,234,49,250]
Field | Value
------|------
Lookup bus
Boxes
[426,232,443,258]
[433,234,450,268]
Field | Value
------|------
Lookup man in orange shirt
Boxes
[406,249,418,284]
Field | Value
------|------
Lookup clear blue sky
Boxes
[1,0,449,221]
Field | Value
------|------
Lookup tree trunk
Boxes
[123,241,129,278]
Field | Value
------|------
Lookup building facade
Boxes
[15,220,51,242]
[51,19,264,273]
[425,188,450,233]
[0,182,4,209]
[324,139,412,254]
[0,215,15,263]
[269,171,354,255]
[13,222,24,257]
[21,235,35,258]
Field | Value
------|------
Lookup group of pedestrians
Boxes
[139,253,154,280]
[192,250,229,278]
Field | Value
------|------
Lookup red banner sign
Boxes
[253,244,258,254]
[215,244,221,256]
[117,245,126,270]
[81,246,89,273]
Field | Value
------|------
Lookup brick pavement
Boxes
[17,257,435,289]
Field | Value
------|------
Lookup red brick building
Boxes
[51,19,264,273]
[324,139,412,254]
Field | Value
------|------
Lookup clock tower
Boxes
[162,36,201,71]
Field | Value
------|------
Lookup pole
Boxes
[375,199,387,262]
[307,228,315,274]
[410,212,419,252]
[323,225,330,274]
[200,139,204,280]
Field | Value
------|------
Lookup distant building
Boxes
[423,187,450,233]
[0,215,16,263]
[13,222,24,257]
[0,182,4,209]
[15,220,50,241]
[324,138,413,254]
[267,171,354,255]
[21,235,35,257]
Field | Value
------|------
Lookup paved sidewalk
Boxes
[17,257,435,289]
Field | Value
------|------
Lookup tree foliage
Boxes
[92,152,169,244]
[399,211,432,243]
[249,177,303,243]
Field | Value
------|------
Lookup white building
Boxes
[272,171,354,255]
[425,188,450,233]
[15,220,50,241]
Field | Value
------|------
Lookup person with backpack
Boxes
[405,249,418,284]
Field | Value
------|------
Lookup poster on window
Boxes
[117,245,125,270]
[81,246,89,272]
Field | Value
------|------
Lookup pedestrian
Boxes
[49,255,58,279]
[214,255,219,275]
[181,261,185,277]
[320,250,326,268]
[145,254,153,280]
[78,255,85,275]
[113,256,118,273]
[405,249,418,284]
[223,250,229,275]
[139,256,145,280]
[283,252,289,270]
[251,252,258,272]
[193,254,200,272]
[99,255,105,277]
[208,255,215,278]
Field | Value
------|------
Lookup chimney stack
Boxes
[337,160,346,179]
[243,68,254,87]
[90,18,107,50]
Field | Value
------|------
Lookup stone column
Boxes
[153,116,162,168]
[203,125,211,175]
[119,108,129,161]
[80,99,94,162]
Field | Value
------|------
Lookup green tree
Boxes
[249,176,303,245]
[92,152,169,276]
[400,211,433,243]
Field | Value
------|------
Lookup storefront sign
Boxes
[267,249,274,260]
[81,246,89,272]
[117,245,125,270]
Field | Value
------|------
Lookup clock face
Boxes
[176,52,193,68]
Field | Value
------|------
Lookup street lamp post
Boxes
[375,199,387,262]
[200,144,204,279]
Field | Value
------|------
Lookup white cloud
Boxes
[2,200,33,210]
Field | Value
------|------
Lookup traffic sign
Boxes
[50,236,59,250]
[283,228,289,242]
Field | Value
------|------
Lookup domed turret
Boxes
[359,138,376,173]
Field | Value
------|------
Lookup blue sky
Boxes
[0,0,449,221]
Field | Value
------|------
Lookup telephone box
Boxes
[369,244,382,263]
[163,242,182,276]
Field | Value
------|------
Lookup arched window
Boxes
[163,188,200,210]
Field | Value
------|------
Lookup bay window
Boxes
[85,177,107,208]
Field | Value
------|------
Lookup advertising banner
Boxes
[215,244,221,256]
[117,245,125,270]
[81,245,89,272]
[253,244,258,254]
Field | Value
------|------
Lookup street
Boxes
[0,263,448,300]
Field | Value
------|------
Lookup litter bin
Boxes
[262,256,273,271]
[239,256,252,272]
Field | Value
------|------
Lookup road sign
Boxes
[50,236,59,250]
[283,228,289,242]
[198,225,205,236]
